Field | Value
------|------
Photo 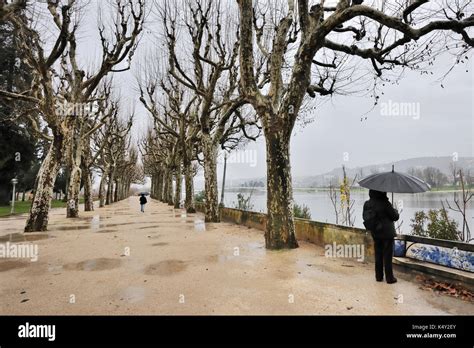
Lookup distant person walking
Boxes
[139,194,147,213]
[362,189,399,284]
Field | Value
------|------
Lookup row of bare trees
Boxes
[0,0,146,231]
[2,0,473,250]
[139,0,259,221]
[137,0,473,249]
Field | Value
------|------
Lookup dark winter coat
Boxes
[362,190,399,239]
[139,196,147,205]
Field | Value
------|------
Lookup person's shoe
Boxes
[376,277,383,282]
[386,277,398,284]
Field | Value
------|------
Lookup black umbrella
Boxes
[358,165,430,203]
[138,192,150,196]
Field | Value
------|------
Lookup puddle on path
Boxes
[119,286,146,303]
[139,225,161,230]
[0,233,51,243]
[144,260,187,276]
[50,225,91,231]
[99,222,136,228]
[206,254,233,263]
[0,260,29,272]
[194,219,206,232]
[91,215,100,230]
[97,229,116,233]
[63,258,122,271]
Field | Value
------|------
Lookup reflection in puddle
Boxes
[206,254,232,263]
[91,215,100,230]
[48,265,63,273]
[97,229,116,233]
[120,286,146,303]
[144,260,187,276]
[194,219,206,232]
[0,233,51,243]
[0,260,29,272]
[63,258,121,271]
[247,242,264,250]
[99,222,136,228]
[139,225,161,230]
[50,225,90,231]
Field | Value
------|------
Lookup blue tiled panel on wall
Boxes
[405,243,474,273]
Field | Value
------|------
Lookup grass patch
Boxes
[0,199,84,217]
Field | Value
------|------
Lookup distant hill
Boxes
[227,156,474,188]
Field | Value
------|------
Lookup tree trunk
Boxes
[66,164,81,218]
[150,176,155,199]
[83,166,94,211]
[157,171,163,201]
[62,168,69,202]
[66,130,83,218]
[106,169,114,205]
[114,179,119,202]
[184,162,195,213]
[166,170,173,205]
[202,134,219,222]
[24,137,62,232]
[99,169,108,207]
[264,130,298,249]
[162,170,169,203]
[174,165,182,209]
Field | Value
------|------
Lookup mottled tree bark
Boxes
[264,129,298,249]
[202,134,219,222]
[184,162,195,213]
[156,171,164,201]
[106,169,114,205]
[98,169,108,207]
[174,165,182,209]
[83,165,94,211]
[65,126,83,218]
[24,136,62,232]
[113,179,119,202]
[66,166,81,218]
[165,170,173,205]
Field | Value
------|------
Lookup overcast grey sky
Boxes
[66,0,474,181]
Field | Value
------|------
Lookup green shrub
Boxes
[194,191,205,203]
[294,203,311,219]
[410,209,459,241]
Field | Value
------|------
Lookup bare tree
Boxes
[327,182,340,224]
[159,0,259,222]
[340,165,357,226]
[237,0,474,249]
[445,169,473,242]
[0,1,74,231]
[60,0,144,218]
[139,76,201,212]
[0,0,26,21]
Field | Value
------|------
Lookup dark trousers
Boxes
[373,238,394,280]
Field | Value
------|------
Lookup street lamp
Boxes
[11,178,18,215]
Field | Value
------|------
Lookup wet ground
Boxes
[0,198,472,315]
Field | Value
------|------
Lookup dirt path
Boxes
[0,197,472,315]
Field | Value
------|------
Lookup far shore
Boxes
[225,187,472,193]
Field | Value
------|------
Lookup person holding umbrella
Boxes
[363,190,399,283]
[360,165,430,284]
[139,193,148,213]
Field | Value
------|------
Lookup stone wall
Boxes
[196,204,375,260]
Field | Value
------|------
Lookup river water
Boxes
[223,189,473,237]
